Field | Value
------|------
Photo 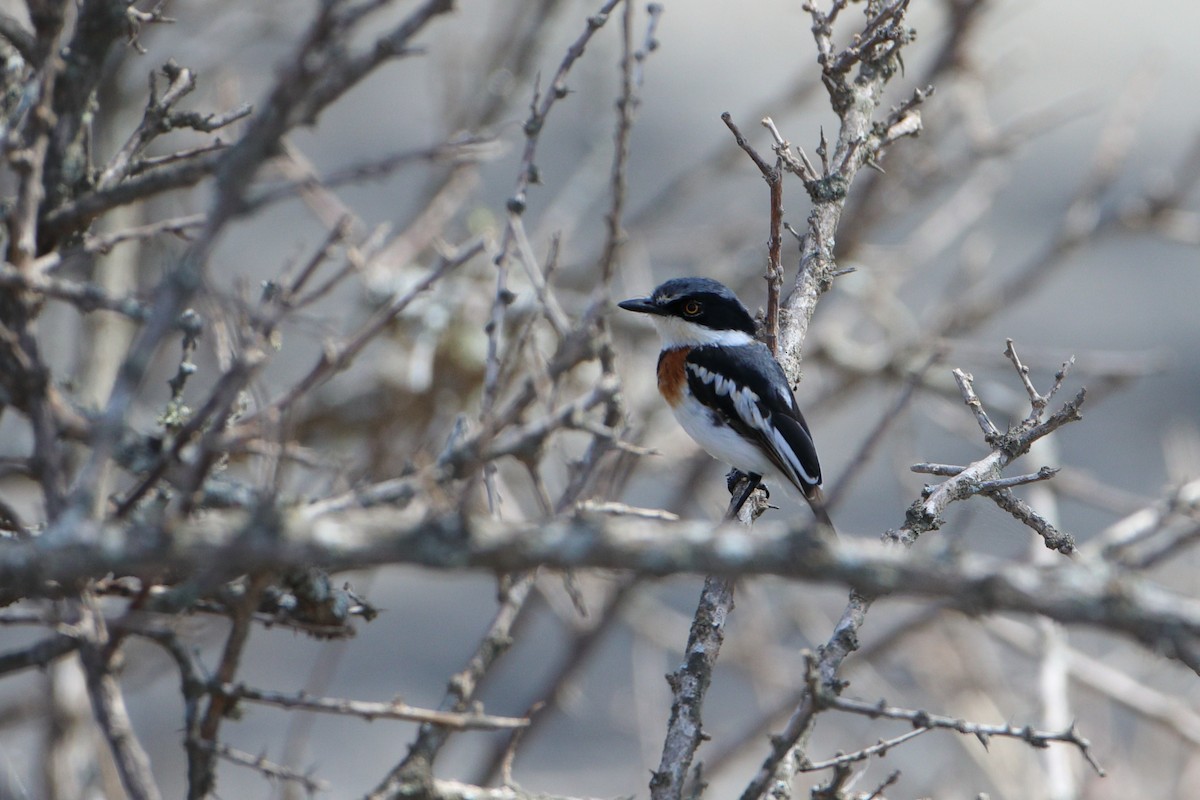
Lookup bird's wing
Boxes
[766,410,822,491]
[685,344,822,492]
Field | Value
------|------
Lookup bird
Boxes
[618,276,834,534]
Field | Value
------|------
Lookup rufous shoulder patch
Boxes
[656,347,690,407]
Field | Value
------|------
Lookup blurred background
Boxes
[1,0,1198,798]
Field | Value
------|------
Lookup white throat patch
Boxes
[650,315,756,348]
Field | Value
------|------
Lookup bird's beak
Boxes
[617,296,663,315]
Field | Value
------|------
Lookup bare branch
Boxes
[827,694,1104,775]
[40,150,224,238]
[651,576,734,800]
[215,682,529,730]
[953,368,1001,441]
[7,511,1200,672]
[986,485,1076,553]
[207,741,329,795]
[799,728,930,771]
[0,633,79,676]
[77,605,163,800]
[0,263,152,320]
[98,61,249,189]
[191,573,271,799]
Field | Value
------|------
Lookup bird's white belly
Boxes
[670,395,776,479]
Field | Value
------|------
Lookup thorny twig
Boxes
[206,741,329,795]
[826,693,1105,776]
[212,682,529,730]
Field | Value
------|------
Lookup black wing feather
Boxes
[769,411,822,489]
[685,344,822,492]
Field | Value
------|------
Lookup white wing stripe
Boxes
[689,362,818,485]
[773,425,817,485]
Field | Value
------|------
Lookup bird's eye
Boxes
[683,300,702,317]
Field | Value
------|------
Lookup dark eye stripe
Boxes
[664,291,754,336]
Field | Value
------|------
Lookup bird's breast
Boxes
[656,346,690,407]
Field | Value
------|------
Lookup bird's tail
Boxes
[805,485,837,539]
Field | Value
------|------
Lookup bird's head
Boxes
[618,277,757,347]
